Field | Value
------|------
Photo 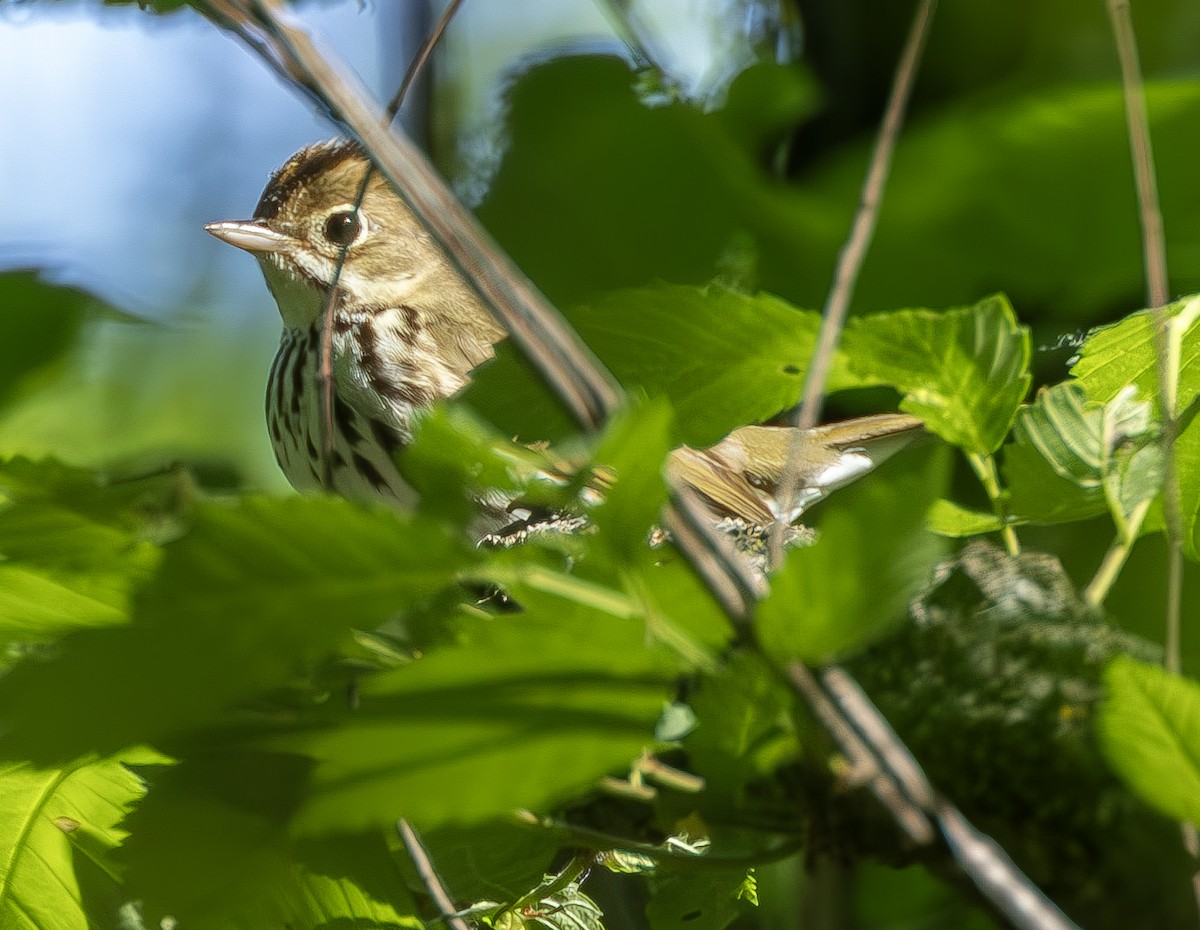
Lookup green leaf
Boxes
[588,398,674,558]
[1175,414,1200,561]
[0,315,287,494]
[481,56,1200,322]
[1097,656,1200,825]
[841,295,1031,455]
[0,498,477,764]
[0,755,147,930]
[756,444,949,663]
[120,756,420,930]
[647,868,757,930]
[0,272,109,410]
[419,818,562,909]
[1005,382,1160,534]
[682,652,798,816]
[1071,296,1200,410]
[277,601,678,835]
[401,405,550,525]
[1068,296,1200,555]
[926,499,1004,537]
[0,459,167,646]
[465,285,824,448]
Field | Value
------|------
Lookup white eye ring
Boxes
[320,205,368,248]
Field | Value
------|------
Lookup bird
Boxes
[205,138,923,551]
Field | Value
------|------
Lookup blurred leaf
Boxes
[682,652,798,818]
[756,444,949,663]
[0,316,285,493]
[0,755,146,930]
[589,398,674,558]
[0,498,476,764]
[401,405,550,525]
[1097,656,1200,825]
[419,818,562,908]
[841,295,1031,455]
[276,600,679,835]
[647,867,756,930]
[0,459,169,646]
[0,272,112,410]
[482,56,1200,320]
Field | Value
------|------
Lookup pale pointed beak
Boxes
[204,219,296,255]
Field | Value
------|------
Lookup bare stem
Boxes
[967,452,1019,556]
[397,818,472,930]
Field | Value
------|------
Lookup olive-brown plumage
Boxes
[206,139,504,503]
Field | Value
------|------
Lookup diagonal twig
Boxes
[397,818,472,930]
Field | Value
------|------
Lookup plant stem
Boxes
[967,452,1019,555]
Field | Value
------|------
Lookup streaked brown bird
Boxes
[206,139,922,545]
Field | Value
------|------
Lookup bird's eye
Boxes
[322,210,363,247]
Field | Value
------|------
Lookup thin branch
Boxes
[1104,0,1184,669]
[794,0,939,430]
[385,0,467,123]
[318,0,466,488]
[397,818,472,930]
[662,489,765,624]
[1105,0,1169,308]
[786,662,935,845]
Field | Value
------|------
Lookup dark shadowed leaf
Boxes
[0,498,476,764]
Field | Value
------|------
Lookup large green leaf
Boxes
[465,284,824,447]
[0,755,147,930]
[0,498,477,764]
[841,295,1031,455]
[1097,656,1200,826]
[277,596,680,835]
[119,756,419,930]
[0,459,168,646]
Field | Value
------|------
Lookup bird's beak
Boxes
[204,219,296,255]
